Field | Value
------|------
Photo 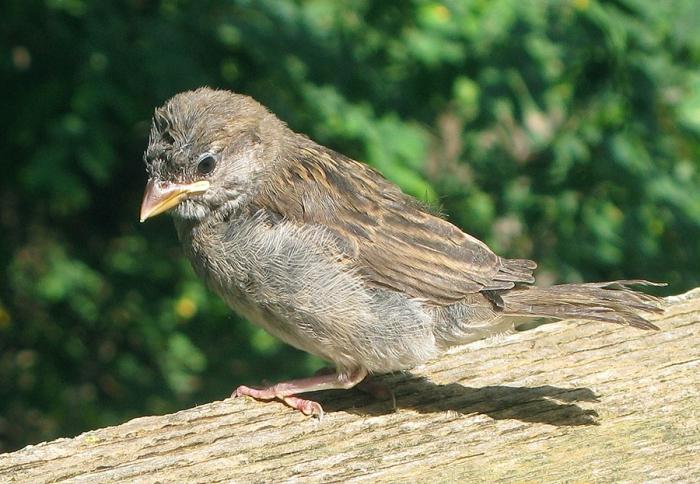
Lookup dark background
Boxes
[2,0,699,452]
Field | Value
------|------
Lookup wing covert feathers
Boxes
[254,141,537,304]
[254,139,661,329]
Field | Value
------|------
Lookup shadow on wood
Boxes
[317,378,600,426]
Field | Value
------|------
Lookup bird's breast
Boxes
[174,213,442,373]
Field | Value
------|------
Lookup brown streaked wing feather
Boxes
[254,141,534,305]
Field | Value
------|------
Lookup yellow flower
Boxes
[0,305,11,329]
[175,297,197,319]
[574,0,590,11]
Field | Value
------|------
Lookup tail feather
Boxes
[493,258,537,284]
[501,280,664,330]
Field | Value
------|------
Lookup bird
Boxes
[140,87,663,418]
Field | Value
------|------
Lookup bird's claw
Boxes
[233,385,324,419]
[282,396,324,419]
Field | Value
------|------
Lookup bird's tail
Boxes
[501,280,665,330]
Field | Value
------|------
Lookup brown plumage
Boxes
[140,87,664,417]
[250,138,661,330]
[254,143,537,302]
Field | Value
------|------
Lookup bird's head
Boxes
[140,87,283,223]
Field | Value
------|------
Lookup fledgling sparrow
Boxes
[140,88,662,417]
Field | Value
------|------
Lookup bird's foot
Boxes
[233,385,324,418]
[358,378,397,410]
[315,367,395,407]
[232,368,367,419]
[281,395,324,418]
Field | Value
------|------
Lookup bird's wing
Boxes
[254,142,536,305]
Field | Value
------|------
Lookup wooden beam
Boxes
[1,289,698,482]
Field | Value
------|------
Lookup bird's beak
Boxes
[139,179,210,222]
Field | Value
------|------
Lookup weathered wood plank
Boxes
[1,289,698,482]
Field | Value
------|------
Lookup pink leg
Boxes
[358,378,396,410]
[233,368,367,418]
[315,367,395,408]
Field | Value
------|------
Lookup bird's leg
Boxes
[233,368,368,418]
[357,378,396,410]
[315,367,395,408]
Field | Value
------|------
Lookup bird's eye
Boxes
[197,155,216,175]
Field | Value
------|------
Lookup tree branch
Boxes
[2,289,699,482]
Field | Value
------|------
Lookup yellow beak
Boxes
[139,179,210,222]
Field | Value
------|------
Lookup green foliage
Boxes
[2,0,699,451]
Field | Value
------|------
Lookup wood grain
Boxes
[1,289,698,483]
